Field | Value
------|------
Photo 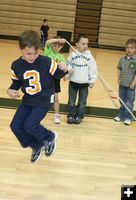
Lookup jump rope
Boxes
[65,40,136,127]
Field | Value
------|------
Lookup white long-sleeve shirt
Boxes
[67,50,97,84]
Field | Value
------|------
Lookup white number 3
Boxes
[24,70,41,95]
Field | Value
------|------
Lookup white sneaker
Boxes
[54,114,60,124]
[124,119,131,125]
[114,116,121,122]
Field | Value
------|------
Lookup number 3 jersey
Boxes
[9,55,66,107]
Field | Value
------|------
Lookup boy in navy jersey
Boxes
[7,30,67,163]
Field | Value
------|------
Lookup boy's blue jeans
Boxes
[117,86,135,120]
[68,82,88,118]
[10,103,54,148]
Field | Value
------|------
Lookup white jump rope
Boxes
[66,40,136,121]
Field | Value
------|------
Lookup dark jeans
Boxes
[68,82,88,118]
[10,103,54,148]
[40,36,47,47]
[117,86,135,120]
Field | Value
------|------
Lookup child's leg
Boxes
[116,86,127,120]
[124,88,135,120]
[24,106,55,144]
[10,104,38,148]
[44,37,48,47]
[54,93,60,124]
[77,86,88,119]
[68,82,78,117]
[54,79,61,123]
[67,82,78,124]
[24,106,57,161]
[54,93,59,114]
[40,35,44,47]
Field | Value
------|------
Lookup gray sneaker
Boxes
[31,144,45,163]
[45,132,57,157]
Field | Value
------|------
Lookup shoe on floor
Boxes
[124,119,131,125]
[67,116,75,124]
[114,116,121,122]
[74,116,82,124]
[54,114,60,124]
[31,144,45,163]
[45,132,57,157]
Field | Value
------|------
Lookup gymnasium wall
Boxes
[0,0,77,39]
[98,0,136,47]
[0,0,135,48]
[74,0,102,45]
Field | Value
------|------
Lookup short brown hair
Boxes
[75,34,88,43]
[43,19,47,22]
[125,38,136,48]
[52,36,63,46]
[19,30,40,50]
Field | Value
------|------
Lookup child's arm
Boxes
[58,62,68,73]
[117,58,123,85]
[62,53,74,81]
[7,89,19,99]
[117,69,121,85]
[46,38,66,46]
[88,54,97,87]
[130,75,136,89]
[8,68,22,98]
[49,59,68,79]
[63,68,75,81]
[66,53,74,72]
[40,26,43,35]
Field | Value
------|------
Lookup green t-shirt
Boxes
[43,45,65,63]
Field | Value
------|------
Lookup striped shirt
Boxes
[9,55,66,107]
[118,55,136,87]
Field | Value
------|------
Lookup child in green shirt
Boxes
[44,36,66,124]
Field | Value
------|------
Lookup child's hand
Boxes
[59,38,66,44]
[68,68,75,76]
[58,62,68,73]
[129,82,135,89]
[89,83,95,88]
[63,74,69,81]
[7,89,19,99]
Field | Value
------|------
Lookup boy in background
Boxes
[40,19,49,48]
[114,38,136,125]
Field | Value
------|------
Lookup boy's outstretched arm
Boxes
[46,38,66,46]
[49,60,68,79]
[58,62,68,73]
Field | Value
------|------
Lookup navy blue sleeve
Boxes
[9,80,22,90]
[9,64,22,90]
[53,67,66,79]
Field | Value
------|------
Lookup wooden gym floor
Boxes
[0,108,136,200]
[0,39,136,200]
